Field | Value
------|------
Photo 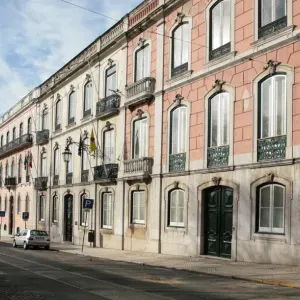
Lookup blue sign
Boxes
[0,211,5,217]
[83,199,94,209]
[22,212,29,221]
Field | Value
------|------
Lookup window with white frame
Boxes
[210,0,231,60]
[209,92,229,147]
[81,139,89,171]
[53,148,59,176]
[102,193,113,229]
[6,131,9,144]
[135,44,150,82]
[25,195,29,212]
[259,74,286,139]
[55,100,62,130]
[41,153,47,177]
[11,160,14,177]
[103,129,115,164]
[18,157,22,183]
[258,183,285,234]
[259,0,286,38]
[83,81,92,116]
[17,195,21,214]
[39,195,45,221]
[19,123,23,137]
[42,108,48,130]
[170,106,187,155]
[53,195,58,222]
[133,118,148,159]
[169,189,184,227]
[28,118,32,134]
[12,127,16,140]
[80,193,87,226]
[131,191,145,224]
[105,65,117,97]
[171,22,190,77]
[68,91,76,124]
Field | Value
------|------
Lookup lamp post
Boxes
[62,145,72,164]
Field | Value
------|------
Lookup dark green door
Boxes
[204,187,233,258]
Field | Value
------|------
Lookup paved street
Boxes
[0,242,299,299]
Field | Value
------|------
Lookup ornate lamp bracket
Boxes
[66,136,73,147]
[107,58,114,67]
[213,79,225,93]
[175,12,185,24]
[173,94,184,106]
[83,130,89,139]
[266,172,275,182]
[264,60,281,75]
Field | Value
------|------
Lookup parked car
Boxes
[13,229,50,250]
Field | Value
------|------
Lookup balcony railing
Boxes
[126,77,155,108]
[124,157,153,175]
[53,175,59,186]
[0,134,32,158]
[36,129,49,145]
[169,153,186,173]
[96,94,120,119]
[207,145,229,168]
[66,173,73,185]
[94,164,118,181]
[5,177,16,188]
[34,177,48,191]
[258,16,287,39]
[81,170,89,183]
[257,135,286,161]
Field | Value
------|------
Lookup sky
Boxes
[0,0,141,114]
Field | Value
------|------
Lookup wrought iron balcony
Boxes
[53,175,59,186]
[123,157,153,180]
[81,170,89,183]
[5,177,16,188]
[94,164,118,182]
[66,173,73,185]
[207,145,229,168]
[96,94,120,120]
[209,43,231,61]
[257,135,286,162]
[36,129,49,145]
[0,134,32,158]
[34,177,48,191]
[169,153,186,173]
[126,77,155,109]
[258,16,287,39]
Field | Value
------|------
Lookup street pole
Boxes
[25,220,27,230]
[0,217,2,241]
[81,211,88,253]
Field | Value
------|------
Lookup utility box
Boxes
[88,230,95,243]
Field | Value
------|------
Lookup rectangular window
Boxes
[135,45,150,82]
[82,139,89,171]
[84,82,92,115]
[261,0,286,27]
[171,106,187,154]
[40,196,45,221]
[6,132,9,144]
[103,129,115,164]
[42,110,48,130]
[12,128,16,140]
[68,92,76,124]
[19,124,23,137]
[55,101,61,129]
[169,190,184,227]
[102,193,113,229]
[131,191,145,224]
[105,66,117,97]
[53,196,58,222]
[133,118,148,159]
[41,154,47,177]
[54,150,59,176]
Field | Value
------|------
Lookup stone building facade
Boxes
[2,0,300,265]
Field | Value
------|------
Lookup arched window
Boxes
[17,195,21,214]
[105,65,117,97]
[68,91,76,124]
[168,189,184,227]
[42,108,48,130]
[52,195,58,222]
[5,162,9,179]
[11,160,15,177]
[0,164,2,187]
[39,195,45,221]
[0,135,3,147]
[257,183,285,234]
[258,74,286,161]
[102,193,113,229]
[27,118,32,134]
[131,190,145,224]
[25,195,29,212]
[6,131,9,144]
[171,22,190,77]
[26,161,30,182]
[12,127,16,140]
[55,100,62,130]
[19,123,23,137]
[135,44,150,82]
[53,148,59,176]
[80,193,87,226]
[103,128,115,164]
[259,0,287,38]
[18,157,22,183]
[209,0,231,60]
[4,196,7,212]
[83,81,92,117]
[41,152,47,177]
[132,117,148,159]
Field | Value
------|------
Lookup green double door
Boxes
[204,187,233,259]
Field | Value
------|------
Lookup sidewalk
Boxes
[48,242,300,289]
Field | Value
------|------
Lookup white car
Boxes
[13,229,50,250]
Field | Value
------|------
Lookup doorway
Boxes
[204,186,233,259]
[64,195,73,242]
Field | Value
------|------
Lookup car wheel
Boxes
[23,242,28,250]
[13,240,17,248]
[45,246,50,250]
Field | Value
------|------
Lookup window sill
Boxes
[52,221,58,225]
[129,223,146,229]
[100,228,113,235]
[66,122,76,129]
[166,70,193,85]
[81,114,93,122]
[205,51,236,69]
[252,232,286,243]
[53,128,62,135]
[251,25,294,48]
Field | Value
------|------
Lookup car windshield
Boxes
[30,230,48,236]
